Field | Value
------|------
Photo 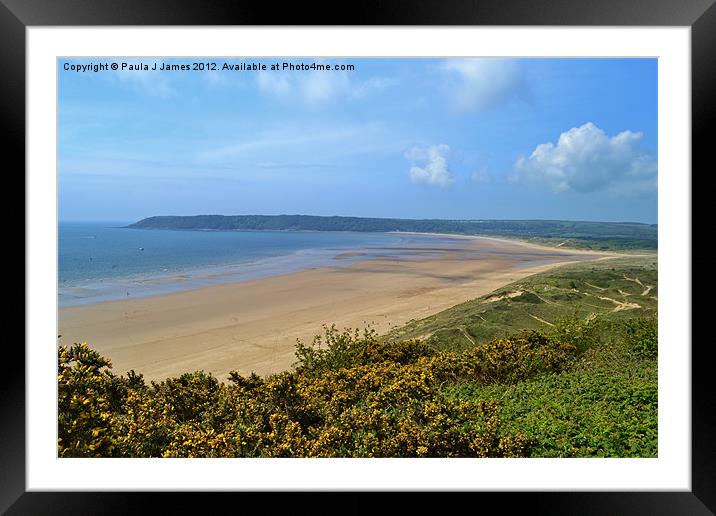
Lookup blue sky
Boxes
[58,58,657,223]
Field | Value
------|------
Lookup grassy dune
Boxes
[391,255,657,352]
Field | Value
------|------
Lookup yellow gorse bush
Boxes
[58,326,575,458]
[58,343,115,457]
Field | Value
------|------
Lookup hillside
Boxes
[391,255,657,351]
[128,215,658,251]
[393,255,658,457]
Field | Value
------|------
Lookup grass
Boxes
[390,255,658,352]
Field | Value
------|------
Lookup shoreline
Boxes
[58,234,615,381]
[60,230,624,309]
[59,230,474,308]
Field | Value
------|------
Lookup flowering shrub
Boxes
[293,324,435,373]
[57,327,577,458]
[57,343,116,457]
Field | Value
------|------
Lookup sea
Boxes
[58,222,465,307]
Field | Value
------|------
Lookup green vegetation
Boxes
[58,256,657,458]
[128,215,657,251]
[445,314,657,457]
[391,256,657,350]
[59,329,574,458]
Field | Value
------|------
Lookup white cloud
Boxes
[405,144,454,188]
[300,71,352,104]
[256,69,350,104]
[256,64,395,105]
[441,58,528,113]
[512,122,657,194]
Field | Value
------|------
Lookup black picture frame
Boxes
[5,0,710,513]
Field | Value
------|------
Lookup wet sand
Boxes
[58,235,610,381]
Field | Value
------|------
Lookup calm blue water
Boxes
[59,222,463,307]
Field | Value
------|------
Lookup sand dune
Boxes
[58,236,609,381]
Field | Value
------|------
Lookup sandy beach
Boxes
[58,235,611,381]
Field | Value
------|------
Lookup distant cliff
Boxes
[128,215,657,250]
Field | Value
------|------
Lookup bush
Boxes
[59,326,578,458]
[57,343,116,457]
[621,316,658,357]
[293,324,435,374]
[548,312,603,354]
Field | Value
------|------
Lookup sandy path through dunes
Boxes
[58,236,610,381]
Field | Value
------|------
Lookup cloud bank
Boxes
[512,122,657,195]
[441,58,528,113]
[405,144,454,188]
